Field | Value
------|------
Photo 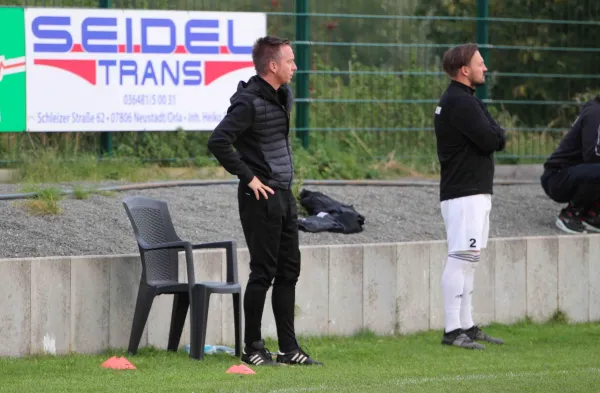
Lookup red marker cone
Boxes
[226,364,256,375]
[102,356,137,370]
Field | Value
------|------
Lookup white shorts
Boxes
[440,194,491,253]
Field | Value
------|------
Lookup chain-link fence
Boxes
[1,0,599,169]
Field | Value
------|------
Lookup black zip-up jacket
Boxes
[434,80,506,201]
[207,75,294,190]
[543,96,600,170]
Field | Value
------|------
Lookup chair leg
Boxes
[128,283,155,355]
[233,292,242,357]
[167,292,189,352]
[189,286,210,360]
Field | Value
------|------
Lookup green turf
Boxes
[0,321,599,393]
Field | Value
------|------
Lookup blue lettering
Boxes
[227,20,252,55]
[32,16,72,52]
[82,17,117,53]
[105,60,204,86]
[98,60,117,84]
[120,60,138,85]
[126,17,133,53]
[141,61,158,85]
[141,18,176,54]
[183,61,202,86]
[32,16,247,56]
[161,61,179,85]
[185,19,219,54]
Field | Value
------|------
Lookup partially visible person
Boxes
[541,95,600,234]
[207,35,322,366]
[434,43,506,350]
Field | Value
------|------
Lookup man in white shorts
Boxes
[434,43,506,350]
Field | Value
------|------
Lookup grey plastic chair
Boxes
[122,195,241,360]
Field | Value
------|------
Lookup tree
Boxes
[415,0,600,128]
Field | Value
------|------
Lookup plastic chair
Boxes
[122,195,241,360]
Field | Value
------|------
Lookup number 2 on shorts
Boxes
[469,238,476,248]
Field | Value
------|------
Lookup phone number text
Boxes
[123,94,177,106]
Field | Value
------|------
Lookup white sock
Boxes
[460,254,479,330]
[441,256,466,333]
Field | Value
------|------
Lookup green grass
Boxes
[72,185,92,200]
[15,186,64,216]
[4,129,560,186]
[1,112,563,186]
[1,321,599,392]
[4,150,235,187]
[5,141,438,187]
[12,151,172,184]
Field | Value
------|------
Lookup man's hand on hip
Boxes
[248,176,275,200]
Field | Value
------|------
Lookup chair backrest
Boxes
[122,196,182,284]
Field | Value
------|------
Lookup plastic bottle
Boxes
[183,344,235,355]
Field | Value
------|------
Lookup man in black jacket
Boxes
[541,96,600,234]
[207,36,321,366]
[434,43,506,350]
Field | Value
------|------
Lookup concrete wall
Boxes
[0,234,598,357]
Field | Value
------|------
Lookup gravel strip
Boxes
[0,183,567,259]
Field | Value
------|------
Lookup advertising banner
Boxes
[0,7,26,132]
[25,8,266,132]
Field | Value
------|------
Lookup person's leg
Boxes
[459,195,503,345]
[566,164,600,207]
[271,189,300,353]
[440,196,484,350]
[459,195,489,332]
[544,165,600,233]
[542,168,584,233]
[238,184,283,365]
[564,164,600,232]
[273,189,322,365]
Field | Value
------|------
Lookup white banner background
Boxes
[25,8,266,132]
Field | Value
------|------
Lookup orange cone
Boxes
[226,364,256,375]
[102,356,137,370]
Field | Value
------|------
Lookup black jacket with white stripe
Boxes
[543,96,600,170]
[434,80,506,202]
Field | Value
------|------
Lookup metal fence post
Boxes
[295,0,310,149]
[99,0,113,157]
[476,0,489,101]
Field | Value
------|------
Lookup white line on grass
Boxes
[266,368,600,393]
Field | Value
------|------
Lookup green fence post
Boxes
[295,0,310,149]
[99,0,113,157]
[476,0,489,101]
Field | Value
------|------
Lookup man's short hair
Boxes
[442,43,479,77]
[252,36,290,75]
